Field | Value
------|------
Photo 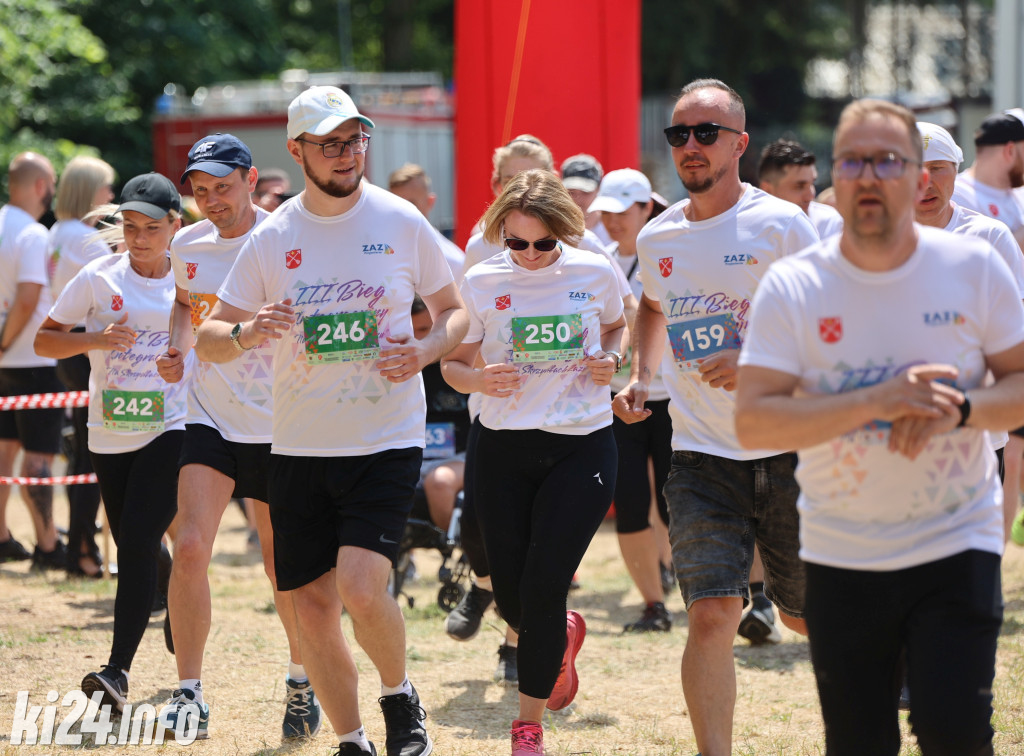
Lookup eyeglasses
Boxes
[832,153,918,181]
[663,122,742,148]
[293,134,370,158]
[504,236,559,252]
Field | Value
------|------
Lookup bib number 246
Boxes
[303,311,380,364]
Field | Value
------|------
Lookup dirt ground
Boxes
[2,490,1024,755]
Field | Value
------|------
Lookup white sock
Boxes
[179,679,203,706]
[475,576,493,591]
[339,726,370,750]
[288,661,307,683]
[381,677,412,697]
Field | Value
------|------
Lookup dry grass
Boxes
[2,491,1024,755]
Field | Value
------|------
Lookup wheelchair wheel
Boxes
[437,582,465,612]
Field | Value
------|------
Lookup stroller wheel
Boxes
[438,582,465,613]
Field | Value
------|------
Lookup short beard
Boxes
[302,153,362,198]
[1011,165,1024,189]
[679,163,728,194]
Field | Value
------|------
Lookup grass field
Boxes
[2,493,1024,755]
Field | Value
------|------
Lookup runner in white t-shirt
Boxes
[388,163,464,287]
[758,138,844,239]
[613,80,819,756]
[0,152,64,569]
[36,172,190,719]
[442,169,625,755]
[46,155,115,579]
[194,87,466,756]
[737,100,1024,755]
[152,134,321,741]
[588,168,676,635]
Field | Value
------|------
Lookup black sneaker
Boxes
[737,605,782,645]
[660,561,677,594]
[623,602,673,633]
[444,584,493,641]
[494,643,518,686]
[334,743,378,755]
[31,540,67,571]
[82,665,128,712]
[379,684,432,756]
[0,536,31,562]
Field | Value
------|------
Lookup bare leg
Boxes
[518,691,546,723]
[252,499,302,664]
[22,451,57,551]
[617,528,663,604]
[0,439,20,542]
[423,460,463,531]
[682,596,743,756]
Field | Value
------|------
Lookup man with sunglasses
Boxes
[736,99,1024,755]
[195,86,468,756]
[613,78,818,756]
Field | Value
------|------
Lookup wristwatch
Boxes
[606,350,622,372]
[229,323,251,352]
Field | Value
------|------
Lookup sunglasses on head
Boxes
[663,122,742,148]
[504,236,559,253]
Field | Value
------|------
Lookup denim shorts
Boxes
[664,450,805,617]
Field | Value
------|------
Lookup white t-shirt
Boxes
[953,172,1024,237]
[47,219,111,301]
[739,227,1023,570]
[590,219,613,249]
[637,184,820,459]
[0,204,55,368]
[808,201,843,240]
[461,246,623,435]
[436,230,465,288]
[607,246,670,401]
[218,183,454,456]
[170,208,273,443]
[49,254,191,454]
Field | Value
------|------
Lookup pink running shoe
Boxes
[510,719,545,755]
[547,610,586,711]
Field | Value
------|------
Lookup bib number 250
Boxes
[303,311,380,364]
[510,314,584,363]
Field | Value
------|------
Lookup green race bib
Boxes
[303,310,380,364]
[102,390,165,432]
[510,314,584,363]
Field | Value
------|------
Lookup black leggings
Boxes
[459,417,489,578]
[611,398,671,533]
[474,425,616,699]
[56,351,101,565]
[90,430,182,672]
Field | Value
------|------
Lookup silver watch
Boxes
[606,350,622,371]
[230,322,250,352]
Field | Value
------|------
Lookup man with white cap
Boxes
[561,154,612,246]
[952,111,1024,248]
[195,85,468,756]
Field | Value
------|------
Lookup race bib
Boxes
[667,313,742,371]
[424,422,456,459]
[303,311,380,364]
[189,293,219,329]
[510,314,584,363]
[102,390,165,432]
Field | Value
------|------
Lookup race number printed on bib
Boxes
[510,314,584,363]
[303,311,380,364]
[189,293,219,329]
[424,421,456,459]
[102,390,165,432]
[667,313,742,371]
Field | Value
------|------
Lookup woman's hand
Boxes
[585,351,616,386]
[481,363,522,398]
[96,313,137,352]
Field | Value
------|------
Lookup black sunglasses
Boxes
[504,236,559,253]
[663,122,742,148]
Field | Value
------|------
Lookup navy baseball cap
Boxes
[180,133,253,184]
[119,173,182,219]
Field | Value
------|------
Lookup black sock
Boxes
[749,581,772,611]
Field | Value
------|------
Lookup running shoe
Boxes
[282,678,322,739]
[334,743,378,755]
[0,536,30,562]
[444,584,493,641]
[81,665,128,712]
[547,610,585,711]
[31,540,67,571]
[737,605,782,645]
[157,688,210,740]
[379,684,432,755]
[623,602,672,633]
[510,719,545,755]
[495,643,518,686]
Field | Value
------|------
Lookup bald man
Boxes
[0,152,64,569]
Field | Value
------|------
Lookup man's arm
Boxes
[0,282,42,354]
[375,283,468,384]
[194,298,292,364]
[612,293,666,423]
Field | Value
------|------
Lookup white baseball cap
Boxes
[587,169,652,214]
[287,86,375,140]
[917,121,963,166]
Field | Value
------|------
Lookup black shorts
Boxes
[268,447,423,591]
[0,367,64,453]
[177,423,271,501]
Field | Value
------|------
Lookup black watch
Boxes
[957,392,971,428]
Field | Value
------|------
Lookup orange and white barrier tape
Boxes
[0,391,89,411]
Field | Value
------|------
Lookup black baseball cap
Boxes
[180,133,253,184]
[119,173,182,219]
[974,113,1024,146]
[561,154,603,193]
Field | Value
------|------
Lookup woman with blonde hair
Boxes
[443,169,626,755]
[47,155,115,578]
